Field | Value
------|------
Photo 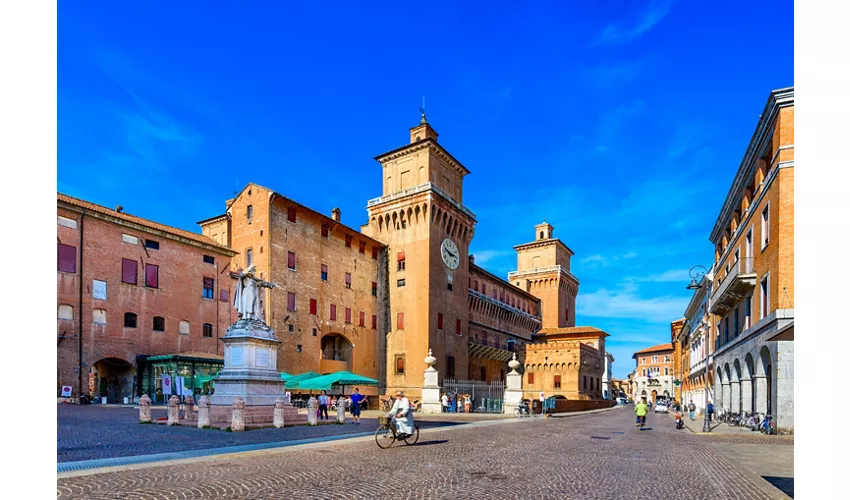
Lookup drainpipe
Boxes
[77,209,86,401]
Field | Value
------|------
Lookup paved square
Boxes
[57,406,793,499]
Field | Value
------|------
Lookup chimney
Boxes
[469,254,475,266]
[116,205,124,213]
[331,208,341,222]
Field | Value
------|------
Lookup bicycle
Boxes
[375,415,420,449]
[514,400,532,417]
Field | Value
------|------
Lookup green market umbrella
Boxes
[283,371,321,390]
[293,371,379,392]
[279,372,293,382]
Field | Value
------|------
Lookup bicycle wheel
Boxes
[514,407,522,418]
[404,425,420,446]
[375,425,395,449]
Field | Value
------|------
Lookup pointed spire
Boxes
[419,95,427,124]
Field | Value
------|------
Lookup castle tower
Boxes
[362,112,476,397]
[508,221,579,328]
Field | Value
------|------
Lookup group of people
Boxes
[315,388,367,424]
[634,398,716,427]
[440,392,472,413]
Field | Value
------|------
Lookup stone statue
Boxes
[231,266,279,322]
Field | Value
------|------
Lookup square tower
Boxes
[508,221,579,329]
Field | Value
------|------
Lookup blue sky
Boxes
[58,1,793,379]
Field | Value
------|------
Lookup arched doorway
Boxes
[320,334,353,373]
[92,358,135,403]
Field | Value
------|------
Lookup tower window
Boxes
[372,281,377,296]
[345,235,352,248]
[345,272,352,288]
[321,264,328,281]
[359,241,366,254]
[330,304,337,321]
[203,323,213,338]
[397,252,406,270]
[437,313,443,331]
[321,225,329,238]
[287,206,297,223]
[247,205,253,222]
[124,312,137,328]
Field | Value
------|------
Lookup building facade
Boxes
[522,327,608,401]
[708,87,794,432]
[602,352,614,399]
[631,343,675,404]
[57,194,238,402]
[679,276,713,413]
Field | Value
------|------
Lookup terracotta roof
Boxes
[534,326,609,338]
[633,343,674,356]
[58,193,235,254]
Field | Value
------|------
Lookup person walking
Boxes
[635,398,649,427]
[463,394,472,414]
[706,400,714,422]
[688,400,696,421]
[349,387,365,424]
[441,393,449,413]
[450,392,458,413]
[318,390,330,420]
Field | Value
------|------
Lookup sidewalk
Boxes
[680,413,770,435]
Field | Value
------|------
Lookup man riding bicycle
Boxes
[386,390,415,439]
[635,398,649,427]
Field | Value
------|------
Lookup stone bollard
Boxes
[274,397,285,428]
[336,397,346,424]
[183,395,195,420]
[231,397,245,432]
[197,396,210,428]
[307,396,318,426]
[167,395,180,426]
[139,394,152,423]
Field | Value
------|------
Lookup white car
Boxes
[654,402,668,413]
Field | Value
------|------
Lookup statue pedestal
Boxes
[210,320,284,408]
[421,351,442,414]
[503,355,523,414]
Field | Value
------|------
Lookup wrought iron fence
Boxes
[442,378,505,413]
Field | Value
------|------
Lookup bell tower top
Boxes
[535,221,554,241]
[410,104,439,143]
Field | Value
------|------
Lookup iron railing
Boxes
[442,379,506,413]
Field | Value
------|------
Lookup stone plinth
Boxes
[421,349,442,414]
[231,398,245,432]
[503,354,523,414]
[274,398,285,428]
[307,397,318,426]
[209,320,283,408]
[167,396,180,425]
[184,396,195,420]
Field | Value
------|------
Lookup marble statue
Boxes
[232,265,279,322]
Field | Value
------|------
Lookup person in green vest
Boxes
[635,398,649,427]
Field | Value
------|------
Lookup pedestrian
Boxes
[441,393,449,413]
[318,390,330,420]
[688,400,696,421]
[450,392,457,413]
[706,400,714,422]
[464,394,472,413]
[349,387,365,424]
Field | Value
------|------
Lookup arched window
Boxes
[539,231,544,239]
[124,312,137,328]
[92,309,107,324]
[153,316,165,332]
[58,304,74,320]
[203,323,213,338]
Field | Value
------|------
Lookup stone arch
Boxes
[441,212,448,231]
[407,207,413,223]
[733,359,742,382]
[446,215,453,233]
[384,214,391,231]
[414,205,421,223]
[92,357,135,403]
[757,346,772,377]
[724,363,732,383]
[320,333,354,373]
[744,354,755,379]
[391,211,398,230]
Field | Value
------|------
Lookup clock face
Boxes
[441,238,460,270]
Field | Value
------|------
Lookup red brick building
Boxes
[57,194,237,402]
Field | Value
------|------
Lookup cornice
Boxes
[710,87,794,243]
[513,238,575,256]
[374,138,470,176]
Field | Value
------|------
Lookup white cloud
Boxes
[595,0,678,46]
[577,286,689,323]
[623,251,638,259]
[632,269,691,283]
[471,250,512,266]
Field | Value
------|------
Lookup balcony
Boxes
[709,257,756,313]
[467,340,514,362]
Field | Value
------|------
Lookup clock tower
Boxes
[363,112,476,398]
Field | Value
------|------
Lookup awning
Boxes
[283,372,322,390]
[292,371,379,392]
[279,372,294,381]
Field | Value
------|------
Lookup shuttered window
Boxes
[288,251,296,270]
[456,319,462,336]
[345,272,351,288]
[287,206,297,222]
[145,264,159,288]
[58,244,76,273]
[310,298,317,315]
[397,312,404,330]
[372,246,378,260]
[359,311,365,327]
[437,313,443,330]
[345,307,352,324]
[202,277,214,299]
[371,314,377,329]
[345,235,352,248]
[122,258,138,284]
[330,304,336,321]
[359,241,366,254]
[287,292,296,311]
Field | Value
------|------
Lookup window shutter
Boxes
[203,277,214,290]
[310,298,317,315]
[359,241,366,254]
[372,314,377,329]
[359,311,365,327]
[345,307,351,323]
[330,304,336,321]
[122,258,137,284]
[288,206,297,222]
[288,251,296,269]
[397,312,404,330]
[437,313,443,330]
[345,272,351,286]
[397,251,405,261]
[287,292,296,311]
[456,319,461,336]
[345,235,352,247]
[220,289,229,302]
[145,264,159,288]
[372,246,378,259]
[58,244,76,273]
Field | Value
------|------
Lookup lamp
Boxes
[686,265,708,290]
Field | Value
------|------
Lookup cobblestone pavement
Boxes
[57,406,792,499]
[708,443,794,498]
[57,404,457,463]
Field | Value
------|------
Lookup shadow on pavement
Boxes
[411,439,449,447]
[762,476,794,498]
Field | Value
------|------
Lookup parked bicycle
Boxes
[759,414,775,435]
[375,415,420,449]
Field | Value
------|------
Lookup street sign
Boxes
[674,380,681,386]
[61,386,73,397]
